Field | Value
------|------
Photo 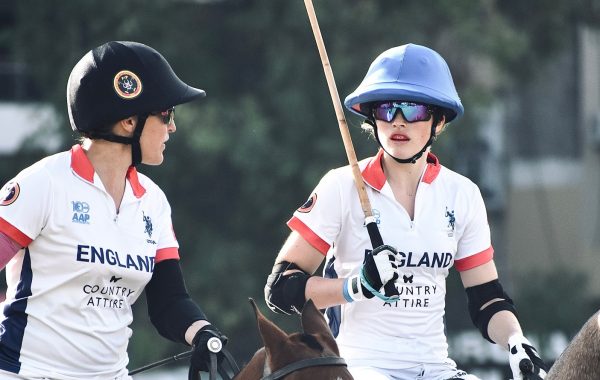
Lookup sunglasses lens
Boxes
[373,103,395,122]
[156,108,175,124]
[373,102,431,123]
[399,102,430,122]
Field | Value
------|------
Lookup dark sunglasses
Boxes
[150,107,175,125]
[372,102,432,123]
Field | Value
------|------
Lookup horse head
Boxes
[234,299,353,380]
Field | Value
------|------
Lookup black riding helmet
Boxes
[67,41,205,166]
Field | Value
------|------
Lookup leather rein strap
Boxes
[261,356,347,380]
[204,348,347,380]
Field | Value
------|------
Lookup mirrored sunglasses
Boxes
[373,102,432,123]
[150,107,175,125]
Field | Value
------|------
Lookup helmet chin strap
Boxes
[366,116,439,164]
[92,114,149,167]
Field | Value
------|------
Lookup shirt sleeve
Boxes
[154,189,179,263]
[287,169,343,255]
[454,183,494,271]
[0,166,53,247]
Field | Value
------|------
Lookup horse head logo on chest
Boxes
[142,211,153,238]
[445,207,455,237]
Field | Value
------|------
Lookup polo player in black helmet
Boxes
[0,41,226,379]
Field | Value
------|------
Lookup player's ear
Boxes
[114,116,137,136]
[435,115,446,135]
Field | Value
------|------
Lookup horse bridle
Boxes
[261,356,348,380]
[212,351,347,380]
[131,337,347,380]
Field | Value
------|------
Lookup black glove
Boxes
[189,325,228,373]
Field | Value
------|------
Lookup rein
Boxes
[261,356,347,380]
[203,348,240,380]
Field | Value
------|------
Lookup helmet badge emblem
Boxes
[113,70,142,99]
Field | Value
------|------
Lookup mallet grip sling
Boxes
[365,219,398,297]
[304,0,398,299]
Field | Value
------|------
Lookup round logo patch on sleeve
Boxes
[0,182,20,206]
[113,70,142,99]
[298,193,317,213]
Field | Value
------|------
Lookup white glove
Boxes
[508,334,548,380]
[343,245,399,302]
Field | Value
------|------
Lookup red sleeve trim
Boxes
[454,246,494,272]
[0,218,32,247]
[287,216,330,256]
[155,247,180,263]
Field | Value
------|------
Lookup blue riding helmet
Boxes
[344,44,464,122]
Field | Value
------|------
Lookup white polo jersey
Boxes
[0,145,179,379]
[288,149,493,369]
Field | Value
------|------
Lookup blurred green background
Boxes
[1,0,600,377]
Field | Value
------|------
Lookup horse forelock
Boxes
[267,333,319,367]
[299,333,324,351]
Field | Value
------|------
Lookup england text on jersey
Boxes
[396,251,453,268]
[76,244,155,272]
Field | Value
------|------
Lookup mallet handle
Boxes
[304,0,373,219]
[304,0,399,300]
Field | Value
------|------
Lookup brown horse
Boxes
[233,299,353,380]
[545,310,600,380]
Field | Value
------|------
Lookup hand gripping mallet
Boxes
[519,358,544,380]
[303,0,398,301]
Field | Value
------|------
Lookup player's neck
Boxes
[381,153,427,197]
[383,154,427,220]
[83,140,131,211]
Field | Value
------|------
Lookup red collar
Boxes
[362,149,441,191]
[70,145,146,198]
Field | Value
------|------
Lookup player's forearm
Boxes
[185,319,211,345]
[0,232,20,270]
[487,309,523,348]
[305,276,348,309]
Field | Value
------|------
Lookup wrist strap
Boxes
[342,277,354,303]
[344,275,366,302]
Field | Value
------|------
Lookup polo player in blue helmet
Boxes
[266,43,548,380]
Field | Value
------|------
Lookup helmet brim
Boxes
[168,85,206,108]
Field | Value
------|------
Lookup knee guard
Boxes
[264,260,311,315]
[465,279,518,343]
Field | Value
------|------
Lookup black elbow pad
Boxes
[466,279,518,343]
[264,261,311,315]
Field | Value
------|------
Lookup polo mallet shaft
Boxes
[303,0,372,220]
[129,349,192,375]
[304,0,397,299]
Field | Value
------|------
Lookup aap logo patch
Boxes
[113,70,142,99]
[298,193,317,213]
[0,182,20,206]
[71,201,91,224]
